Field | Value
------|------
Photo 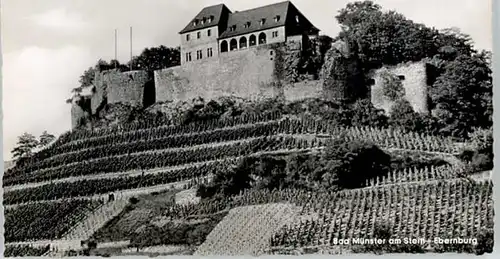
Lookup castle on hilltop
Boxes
[178,1,319,66]
[71,1,431,129]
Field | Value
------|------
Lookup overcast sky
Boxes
[1,0,492,161]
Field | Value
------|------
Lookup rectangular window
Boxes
[196,50,203,60]
[197,32,201,39]
[208,29,211,37]
[186,52,192,62]
[272,31,278,38]
[207,48,213,57]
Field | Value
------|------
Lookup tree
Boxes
[38,131,56,148]
[389,99,441,135]
[429,53,492,138]
[336,1,437,69]
[285,153,325,190]
[129,45,180,72]
[77,67,96,92]
[333,1,491,139]
[321,138,391,189]
[252,155,288,190]
[11,133,39,160]
[197,157,254,198]
[335,1,476,71]
[350,99,388,127]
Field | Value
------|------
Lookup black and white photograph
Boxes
[1,0,494,256]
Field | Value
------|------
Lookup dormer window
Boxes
[208,16,214,23]
[193,19,199,26]
[274,15,281,22]
[229,25,236,32]
[295,15,299,23]
[260,18,266,26]
[244,22,251,28]
[202,17,206,24]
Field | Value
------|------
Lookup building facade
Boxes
[179,1,319,66]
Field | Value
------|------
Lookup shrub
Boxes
[350,99,388,127]
[322,138,391,189]
[380,69,405,101]
[196,157,254,199]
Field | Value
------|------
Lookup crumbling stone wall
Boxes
[320,40,364,103]
[371,61,429,114]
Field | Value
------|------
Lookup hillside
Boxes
[3,108,493,256]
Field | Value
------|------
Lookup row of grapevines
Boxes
[5,199,104,242]
[4,245,51,257]
[7,112,282,177]
[17,121,285,173]
[4,136,316,187]
[161,179,493,250]
[53,112,283,149]
[9,115,458,178]
[49,119,282,158]
[364,164,460,186]
[22,117,331,173]
[4,161,235,204]
[339,125,459,153]
[271,180,493,249]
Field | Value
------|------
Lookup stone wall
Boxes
[107,70,150,107]
[91,71,109,114]
[155,44,281,103]
[371,61,429,114]
[283,79,323,102]
[91,70,150,114]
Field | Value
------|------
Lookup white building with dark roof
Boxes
[179,1,319,65]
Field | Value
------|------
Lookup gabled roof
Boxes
[179,4,230,34]
[219,1,291,39]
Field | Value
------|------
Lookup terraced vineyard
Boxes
[3,113,493,256]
